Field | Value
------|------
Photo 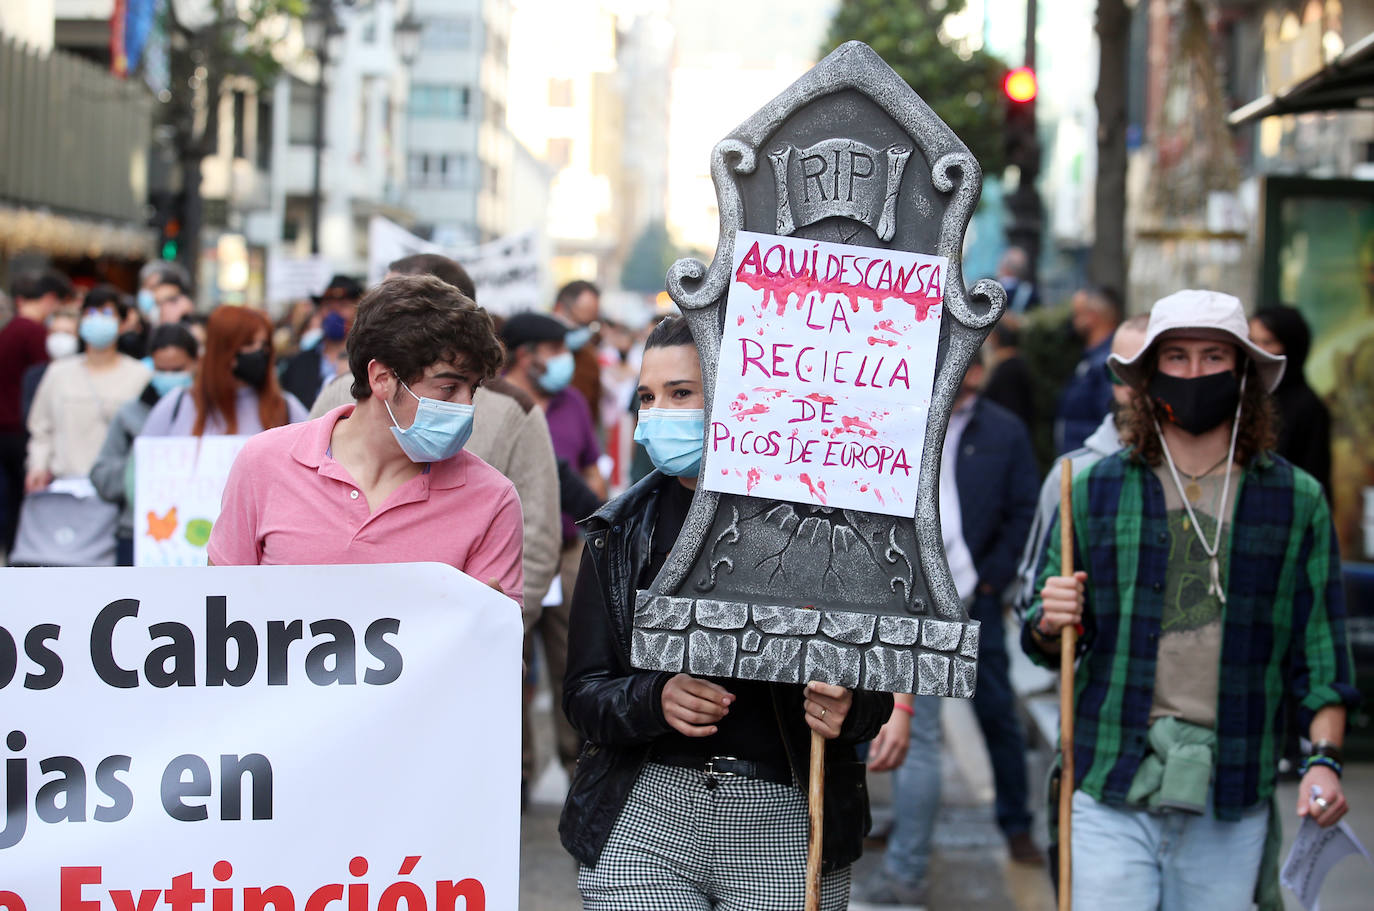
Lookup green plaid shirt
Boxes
[1023,452,1358,820]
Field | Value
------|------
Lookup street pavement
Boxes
[518,619,1374,909]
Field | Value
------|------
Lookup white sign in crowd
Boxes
[134,437,248,568]
[704,230,947,517]
[0,563,521,909]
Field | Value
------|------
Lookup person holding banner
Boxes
[207,275,523,610]
[560,316,892,910]
[141,305,307,438]
[1024,290,1358,910]
[90,323,199,565]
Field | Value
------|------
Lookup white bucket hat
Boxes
[1107,289,1286,393]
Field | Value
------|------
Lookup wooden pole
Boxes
[1058,458,1076,911]
[805,728,825,911]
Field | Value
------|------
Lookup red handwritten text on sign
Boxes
[703,231,945,518]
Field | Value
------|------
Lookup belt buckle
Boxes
[704,755,742,780]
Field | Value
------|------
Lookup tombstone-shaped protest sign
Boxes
[630,41,1007,698]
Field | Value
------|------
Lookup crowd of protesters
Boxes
[0,247,1354,910]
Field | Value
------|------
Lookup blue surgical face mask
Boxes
[384,377,474,463]
[537,351,575,394]
[150,370,193,397]
[79,312,120,350]
[322,310,348,341]
[137,289,157,317]
[634,407,705,478]
[565,325,594,352]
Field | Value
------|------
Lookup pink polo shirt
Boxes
[207,405,524,608]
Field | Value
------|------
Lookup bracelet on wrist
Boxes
[1299,754,1343,778]
[892,702,914,718]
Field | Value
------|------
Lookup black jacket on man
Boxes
[559,471,892,871]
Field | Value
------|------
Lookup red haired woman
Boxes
[141,305,307,437]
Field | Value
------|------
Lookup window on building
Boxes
[288,78,319,146]
[422,18,472,51]
[409,153,430,185]
[546,137,572,170]
[232,90,248,159]
[256,96,273,170]
[548,78,573,107]
[409,83,472,119]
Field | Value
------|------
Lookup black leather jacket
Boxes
[558,472,893,871]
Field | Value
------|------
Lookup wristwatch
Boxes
[1308,740,1345,766]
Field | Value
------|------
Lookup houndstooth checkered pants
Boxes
[577,761,852,910]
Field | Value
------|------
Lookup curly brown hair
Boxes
[1119,349,1277,467]
[348,274,505,399]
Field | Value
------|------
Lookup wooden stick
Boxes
[1058,458,1076,911]
[805,728,825,911]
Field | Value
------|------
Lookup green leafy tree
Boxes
[824,0,1008,174]
[162,0,305,282]
[621,221,698,294]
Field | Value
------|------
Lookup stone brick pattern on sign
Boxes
[631,593,978,696]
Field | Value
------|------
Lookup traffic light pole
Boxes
[1005,0,1043,283]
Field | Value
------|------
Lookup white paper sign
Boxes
[134,436,250,567]
[1281,816,1373,910]
[703,230,946,516]
[265,253,333,306]
[452,231,542,317]
[367,216,444,285]
[0,563,521,908]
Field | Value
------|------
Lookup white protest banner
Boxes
[265,253,333,308]
[367,216,442,285]
[134,436,249,567]
[703,230,946,516]
[0,562,520,910]
[451,231,541,317]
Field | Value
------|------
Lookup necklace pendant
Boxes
[1185,481,1203,503]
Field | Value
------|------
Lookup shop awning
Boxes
[1229,31,1374,126]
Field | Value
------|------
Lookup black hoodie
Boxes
[1255,306,1331,494]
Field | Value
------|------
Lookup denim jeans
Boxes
[881,694,942,887]
[1070,789,1269,911]
[969,592,1032,836]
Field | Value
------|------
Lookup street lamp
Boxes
[306,1,421,256]
[306,3,342,256]
[394,13,422,66]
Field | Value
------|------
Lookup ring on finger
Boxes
[819,706,827,719]
[1313,796,1330,811]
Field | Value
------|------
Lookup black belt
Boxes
[650,752,794,786]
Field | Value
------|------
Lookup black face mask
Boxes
[1147,370,1240,435]
[232,349,271,389]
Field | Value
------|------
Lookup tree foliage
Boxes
[159,0,305,277]
[621,221,685,294]
[824,0,1008,174]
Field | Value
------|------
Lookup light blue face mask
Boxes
[384,378,474,463]
[565,325,594,352]
[537,351,575,394]
[137,289,157,317]
[634,408,705,478]
[150,370,193,397]
[79,312,120,350]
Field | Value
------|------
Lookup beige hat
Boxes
[1107,289,1286,393]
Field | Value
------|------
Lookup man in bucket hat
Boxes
[1023,290,1358,909]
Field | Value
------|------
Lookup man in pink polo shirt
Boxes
[208,274,523,610]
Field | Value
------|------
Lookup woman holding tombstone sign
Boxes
[560,316,892,910]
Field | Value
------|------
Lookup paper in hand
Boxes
[1281,816,1372,910]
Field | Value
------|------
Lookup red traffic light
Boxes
[1004,67,1037,103]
